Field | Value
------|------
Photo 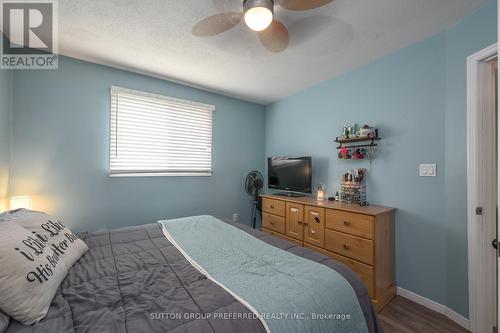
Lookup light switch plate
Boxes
[420,163,436,177]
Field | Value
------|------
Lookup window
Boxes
[110,87,214,177]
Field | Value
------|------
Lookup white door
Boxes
[482,56,497,333]
[485,56,497,333]
[493,57,500,332]
[467,44,497,333]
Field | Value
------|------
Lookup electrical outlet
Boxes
[232,213,239,222]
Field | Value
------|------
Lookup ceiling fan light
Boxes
[243,0,274,32]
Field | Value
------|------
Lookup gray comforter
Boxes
[5,219,383,333]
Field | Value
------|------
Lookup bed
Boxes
[4,216,383,333]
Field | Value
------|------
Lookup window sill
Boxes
[109,172,212,177]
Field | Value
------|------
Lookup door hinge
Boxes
[476,207,483,215]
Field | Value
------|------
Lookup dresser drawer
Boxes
[326,210,375,239]
[325,230,374,265]
[285,202,304,240]
[262,198,285,217]
[262,212,286,234]
[303,206,325,247]
[330,253,375,298]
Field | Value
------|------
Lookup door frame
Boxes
[467,43,497,333]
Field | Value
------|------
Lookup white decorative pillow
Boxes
[0,210,88,324]
[0,209,88,272]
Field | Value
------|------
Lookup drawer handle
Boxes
[343,244,351,250]
[270,221,275,225]
[343,221,350,226]
[270,205,275,209]
[297,221,303,225]
[303,222,309,226]
[314,217,320,223]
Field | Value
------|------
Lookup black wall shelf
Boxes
[335,136,380,149]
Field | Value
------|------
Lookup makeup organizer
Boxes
[340,169,368,206]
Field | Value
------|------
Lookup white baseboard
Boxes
[396,287,470,331]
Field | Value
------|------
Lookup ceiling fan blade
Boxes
[192,12,242,37]
[259,20,289,53]
[277,0,334,11]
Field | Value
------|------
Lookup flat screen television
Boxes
[268,157,312,195]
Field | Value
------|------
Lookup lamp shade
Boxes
[10,196,32,210]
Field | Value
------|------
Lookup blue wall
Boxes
[443,3,497,314]
[10,56,265,231]
[0,69,10,211]
[265,0,496,317]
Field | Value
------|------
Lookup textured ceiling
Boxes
[58,0,486,104]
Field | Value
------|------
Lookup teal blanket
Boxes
[159,215,368,333]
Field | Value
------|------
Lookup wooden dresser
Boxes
[260,194,396,312]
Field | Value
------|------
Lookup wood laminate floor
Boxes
[379,296,470,333]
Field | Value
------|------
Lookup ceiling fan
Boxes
[192,0,335,53]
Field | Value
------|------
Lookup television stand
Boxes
[275,192,306,198]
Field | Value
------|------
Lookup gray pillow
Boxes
[0,211,88,324]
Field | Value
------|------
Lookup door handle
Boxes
[492,239,498,250]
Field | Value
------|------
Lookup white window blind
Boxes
[110,86,214,177]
